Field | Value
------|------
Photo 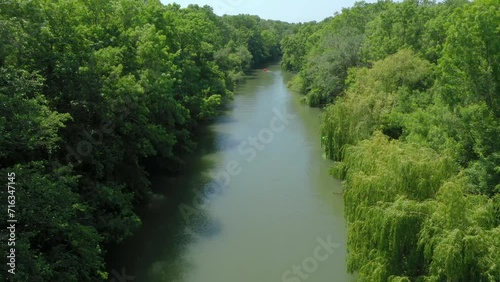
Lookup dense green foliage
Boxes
[0,1,292,280]
[282,1,389,106]
[284,0,500,281]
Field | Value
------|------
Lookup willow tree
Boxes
[419,176,500,281]
[321,49,432,161]
[340,132,457,281]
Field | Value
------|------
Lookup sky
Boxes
[159,0,379,23]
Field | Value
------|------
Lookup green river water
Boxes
[108,64,354,282]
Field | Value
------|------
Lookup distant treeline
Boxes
[0,1,294,280]
[281,0,499,281]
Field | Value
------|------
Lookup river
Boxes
[107,63,353,282]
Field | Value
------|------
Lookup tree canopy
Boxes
[284,0,500,280]
[0,1,294,280]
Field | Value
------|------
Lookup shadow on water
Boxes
[214,115,237,124]
[212,132,245,152]
[106,114,227,281]
[105,68,270,280]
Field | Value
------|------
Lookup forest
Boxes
[0,0,293,280]
[2,0,499,281]
[281,0,500,281]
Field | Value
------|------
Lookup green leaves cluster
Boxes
[286,0,500,280]
[0,0,292,280]
[281,1,388,106]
